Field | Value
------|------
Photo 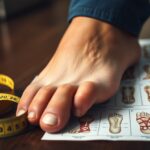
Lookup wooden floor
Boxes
[0,1,150,150]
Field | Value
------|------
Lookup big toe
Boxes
[40,84,77,133]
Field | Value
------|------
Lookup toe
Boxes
[16,83,41,116]
[73,81,97,117]
[27,85,56,124]
[40,84,77,133]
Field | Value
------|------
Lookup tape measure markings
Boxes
[0,74,28,138]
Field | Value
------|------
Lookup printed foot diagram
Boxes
[143,45,150,59]
[122,66,135,80]
[108,113,123,134]
[143,65,150,80]
[144,86,150,101]
[69,114,95,133]
[121,86,135,104]
[136,112,150,134]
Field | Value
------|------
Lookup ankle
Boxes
[68,16,141,67]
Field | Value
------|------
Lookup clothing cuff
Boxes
[68,6,143,37]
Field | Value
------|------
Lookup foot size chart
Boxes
[42,39,150,141]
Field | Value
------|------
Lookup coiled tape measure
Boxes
[0,74,28,138]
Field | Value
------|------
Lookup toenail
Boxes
[16,109,26,117]
[28,112,36,119]
[42,113,58,126]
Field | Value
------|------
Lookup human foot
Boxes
[16,17,141,133]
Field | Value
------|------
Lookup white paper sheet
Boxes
[42,39,150,141]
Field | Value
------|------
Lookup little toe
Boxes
[16,83,41,116]
[40,84,77,133]
[27,85,56,124]
[73,81,97,117]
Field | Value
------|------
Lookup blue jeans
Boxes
[68,0,150,37]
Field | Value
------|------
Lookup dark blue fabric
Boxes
[68,0,150,36]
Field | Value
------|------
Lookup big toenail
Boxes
[42,113,58,126]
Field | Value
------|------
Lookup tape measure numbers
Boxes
[0,74,28,138]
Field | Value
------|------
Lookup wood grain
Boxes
[0,0,150,149]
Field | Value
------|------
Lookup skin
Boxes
[16,17,141,133]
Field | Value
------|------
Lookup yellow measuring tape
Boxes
[0,74,28,138]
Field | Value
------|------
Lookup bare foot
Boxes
[16,17,141,133]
